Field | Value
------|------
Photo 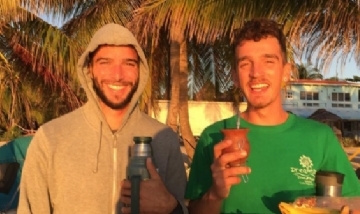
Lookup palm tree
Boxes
[188,40,234,101]
[0,2,84,138]
[296,63,323,79]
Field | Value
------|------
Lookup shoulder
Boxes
[201,116,234,137]
[289,115,337,145]
[291,114,333,133]
[139,113,172,130]
[40,107,85,136]
[28,107,86,151]
[136,113,180,144]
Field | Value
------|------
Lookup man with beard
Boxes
[18,24,187,214]
[185,18,360,214]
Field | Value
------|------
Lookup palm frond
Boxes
[131,0,360,74]
[62,0,142,48]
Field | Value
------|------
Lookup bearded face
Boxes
[89,45,140,110]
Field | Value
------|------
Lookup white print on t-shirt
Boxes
[290,155,316,186]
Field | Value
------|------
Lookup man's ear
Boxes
[88,66,94,79]
[232,69,239,87]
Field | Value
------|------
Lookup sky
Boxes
[325,57,359,79]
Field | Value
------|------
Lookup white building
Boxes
[153,80,360,138]
[283,80,360,140]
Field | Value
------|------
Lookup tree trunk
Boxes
[166,41,180,133]
[178,40,196,161]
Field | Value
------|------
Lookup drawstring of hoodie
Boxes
[93,121,103,173]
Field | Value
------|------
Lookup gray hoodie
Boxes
[18,24,188,214]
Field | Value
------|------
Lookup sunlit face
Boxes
[234,37,290,110]
[89,45,139,110]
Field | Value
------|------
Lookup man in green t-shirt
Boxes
[185,18,360,214]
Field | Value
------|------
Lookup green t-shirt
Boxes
[185,114,360,214]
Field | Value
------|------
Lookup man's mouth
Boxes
[250,83,269,92]
[107,84,125,91]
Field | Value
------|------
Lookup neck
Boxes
[100,103,128,131]
[241,102,288,126]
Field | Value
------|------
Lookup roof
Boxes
[308,108,341,121]
[284,107,360,120]
[289,79,360,87]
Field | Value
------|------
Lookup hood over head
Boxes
[77,23,149,130]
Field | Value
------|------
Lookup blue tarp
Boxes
[0,136,32,211]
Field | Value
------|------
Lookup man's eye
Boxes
[240,63,249,68]
[126,62,137,67]
[266,60,275,64]
[126,62,136,66]
[99,61,109,65]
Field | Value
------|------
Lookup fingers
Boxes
[212,165,251,177]
[211,165,251,187]
[121,203,131,214]
[146,158,160,180]
[210,153,251,199]
[208,169,241,200]
[121,179,131,187]
[120,195,131,204]
[213,149,247,170]
[120,180,132,214]
[214,140,232,159]
[213,173,241,187]
[120,179,131,198]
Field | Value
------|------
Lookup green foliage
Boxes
[0,126,22,141]
[0,6,84,131]
[345,75,360,82]
[296,63,323,80]
[326,76,340,81]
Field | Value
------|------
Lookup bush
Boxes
[340,137,360,147]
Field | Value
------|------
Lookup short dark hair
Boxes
[233,18,287,63]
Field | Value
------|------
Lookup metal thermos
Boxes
[315,170,344,197]
[126,136,152,214]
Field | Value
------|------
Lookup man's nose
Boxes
[249,63,263,78]
[112,64,124,80]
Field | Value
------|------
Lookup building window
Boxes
[303,103,319,107]
[332,103,352,108]
[332,92,350,102]
[300,91,319,100]
[286,92,293,99]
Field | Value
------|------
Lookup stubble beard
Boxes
[248,99,271,110]
[92,78,139,110]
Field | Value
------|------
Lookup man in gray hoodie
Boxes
[18,24,188,214]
